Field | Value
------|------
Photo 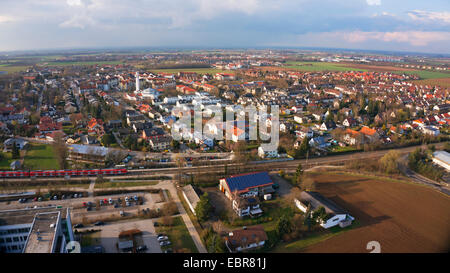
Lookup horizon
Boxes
[2,45,450,58]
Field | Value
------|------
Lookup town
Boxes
[0,48,449,254]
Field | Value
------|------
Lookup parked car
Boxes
[133,195,138,201]
[160,241,171,246]
[164,249,173,253]
[73,223,84,228]
[136,245,147,252]
[82,202,87,207]
[94,221,104,226]
[38,197,42,202]
[157,235,169,242]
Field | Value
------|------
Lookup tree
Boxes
[52,131,68,169]
[276,214,293,238]
[379,150,400,174]
[101,133,115,147]
[297,137,310,158]
[312,206,327,223]
[195,192,213,223]
[11,144,20,159]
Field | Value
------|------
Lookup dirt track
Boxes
[301,173,450,253]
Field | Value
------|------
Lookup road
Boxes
[398,154,450,195]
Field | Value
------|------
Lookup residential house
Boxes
[3,138,29,152]
[232,197,263,218]
[219,172,275,200]
[149,136,172,150]
[225,226,268,252]
[257,145,278,159]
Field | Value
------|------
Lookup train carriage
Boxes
[0,168,128,178]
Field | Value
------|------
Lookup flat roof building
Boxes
[0,207,74,253]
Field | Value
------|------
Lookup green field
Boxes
[0,152,16,170]
[271,221,359,253]
[392,70,450,79]
[284,61,367,72]
[0,64,31,74]
[23,144,59,170]
[155,216,198,253]
[40,60,125,67]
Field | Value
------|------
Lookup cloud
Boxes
[408,10,450,24]
[366,0,381,6]
[66,0,83,6]
[0,15,16,23]
[341,30,450,46]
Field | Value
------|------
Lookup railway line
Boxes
[1,142,444,182]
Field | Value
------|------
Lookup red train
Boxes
[0,168,128,178]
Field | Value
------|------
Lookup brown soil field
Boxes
[301,172,450,253]
[414,78,450,88]
[339,62,413,72]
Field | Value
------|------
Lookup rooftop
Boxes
[224,172,273,193]
[69,144,109,156]
[300,191,347,215]
[23,211,60,253]
[433,150,450,165]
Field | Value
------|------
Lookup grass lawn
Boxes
[271,221,360,253]
[0,152,16,170]
[94,181,159,189]
[329,146,359,154]
[284,61,367,72]
[155,216,199,253]
[23,144,59,170]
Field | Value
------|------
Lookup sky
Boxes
[0,0,449,54]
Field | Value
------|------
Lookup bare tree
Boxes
[52,131,68,169]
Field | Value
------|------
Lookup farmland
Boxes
[39,61,125,66]
[414,78,450,88]
[148,68,232,75]
[297,172,450,253]
[392,70,450,80]
[284,61,367,72]
[0,64,31,74]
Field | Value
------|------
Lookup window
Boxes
[6,238,12,243]
[13,237,19,242]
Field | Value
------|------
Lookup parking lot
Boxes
[79,219,162,253]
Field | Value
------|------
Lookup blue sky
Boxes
[0,0,449,53]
